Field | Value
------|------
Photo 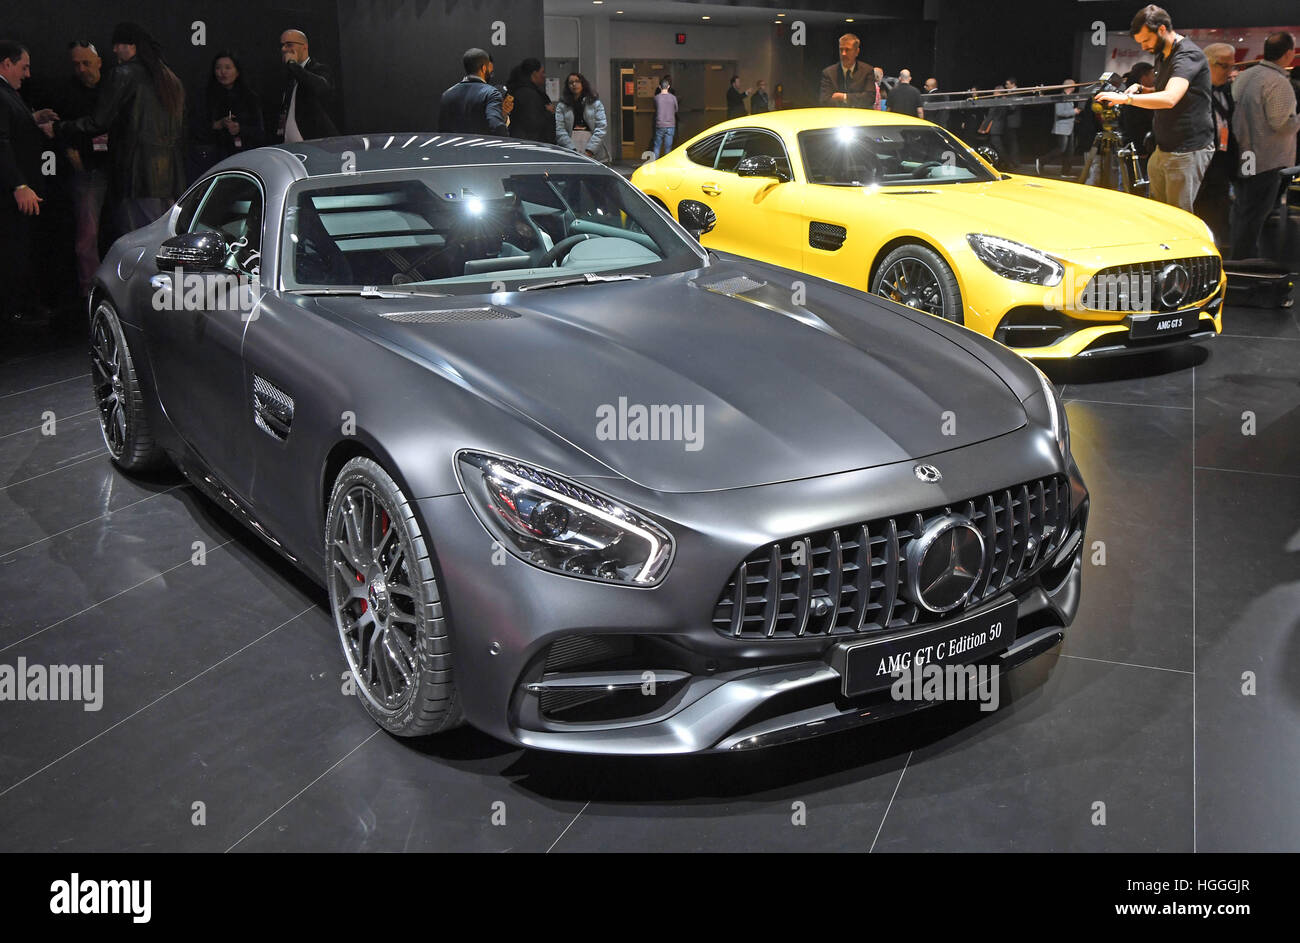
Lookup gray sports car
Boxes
[90,133,1088,754]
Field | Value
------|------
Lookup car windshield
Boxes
[798,125,997,187]
[281,167,702,292]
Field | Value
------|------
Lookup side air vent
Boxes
[380,306,519,324]
[699,275,767,295]
[252,374,294,441]
[809,221,847,251]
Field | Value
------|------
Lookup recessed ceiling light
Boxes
[702,15,710,19]
[846,18,854,23]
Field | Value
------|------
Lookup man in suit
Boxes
[0,41,57,328]
[819,33,875,109]
[276,29,338,142]
[438,48,508,135]
[923,77,946,127]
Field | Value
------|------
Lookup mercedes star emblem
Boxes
[1157,262,1191,309]
[905,515,986,613]
[914,463,942,483]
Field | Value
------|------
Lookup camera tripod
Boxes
[1077,125,1148,195]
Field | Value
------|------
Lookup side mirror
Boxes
[155,231,228,271]
[735,154,790,182]
[677,199,716,240]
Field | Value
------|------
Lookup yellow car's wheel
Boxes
[872,244,964,324]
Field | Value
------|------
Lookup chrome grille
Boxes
[712,476,1070,639]
[1080,256,1221,312]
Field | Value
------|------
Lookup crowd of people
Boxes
[2,5,1296,331]
[0,26,624,331]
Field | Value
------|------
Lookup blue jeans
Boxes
[653,126,675,158]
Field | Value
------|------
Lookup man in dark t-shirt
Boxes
[887,70,923,118]
[1097,5,1214,211]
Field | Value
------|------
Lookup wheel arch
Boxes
[868,234,969,307]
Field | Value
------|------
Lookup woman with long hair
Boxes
[555,72,610,163]
[51,22,186,234]
[191,50,265,174]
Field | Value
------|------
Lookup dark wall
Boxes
[3,0,548,136]
[337,0,545,133]
[933,0,1300,93]
[1,0,343,128]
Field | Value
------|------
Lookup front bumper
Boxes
[958,239,1225,359]
[418,423,1087,755]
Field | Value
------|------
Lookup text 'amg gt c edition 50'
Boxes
[90,133,1088,754]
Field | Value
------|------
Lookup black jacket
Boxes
[438,76,507,135]
[57,60,186,202]
[193,81,266,167]
[277,58,338,141]
[0,78,43,197]
[750,90,771,114]
[886,82,922,117]
[726,85,748,119]
[506,79,555,143]
[818,63,876,109]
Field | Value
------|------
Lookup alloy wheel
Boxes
[329,484,421,715]
[878,257,946,317]
[90,304,127,458]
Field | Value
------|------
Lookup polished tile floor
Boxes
[1,239,1296,853]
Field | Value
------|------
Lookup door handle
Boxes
[701,182,722,195]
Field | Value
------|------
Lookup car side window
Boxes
[189,174,264,276]
[685,133,724,169]
[173,181,211,235]
[715,130,792,178]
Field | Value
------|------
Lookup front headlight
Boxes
[457,451,674,586]
[967,233,1065,286]
[1031,364,1070,460]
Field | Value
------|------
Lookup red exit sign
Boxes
[675,32,686,44]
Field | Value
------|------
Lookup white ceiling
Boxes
[543,0,891,26]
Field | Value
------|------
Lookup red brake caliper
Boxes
[356,570,367,612]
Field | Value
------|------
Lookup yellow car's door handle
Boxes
[701,182,722,195]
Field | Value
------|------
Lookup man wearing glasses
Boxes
[276,29,338,142]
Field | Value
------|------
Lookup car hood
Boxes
[879,176,1205,252]
[319,271,1026,493]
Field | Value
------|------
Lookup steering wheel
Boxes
[911,161,944,179]
[535,233,594,268]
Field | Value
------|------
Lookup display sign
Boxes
[675,32,686,45]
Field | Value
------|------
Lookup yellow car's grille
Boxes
[1080,256,1221,313]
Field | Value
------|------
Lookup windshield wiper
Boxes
[518,273,650,292]
[293,285,448,298]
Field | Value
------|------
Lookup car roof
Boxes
[272,132,593,176]
[696,107,933,139]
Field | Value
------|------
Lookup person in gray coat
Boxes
[1036,79,1081,176]
[555,72,610,163]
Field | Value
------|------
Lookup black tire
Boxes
[871,243,965,324]
[90,300,166,472]
[326,457,463,737]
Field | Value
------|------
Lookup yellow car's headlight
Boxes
[967,233,1065,287]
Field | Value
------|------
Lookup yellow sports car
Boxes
[630,108,1224,359]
